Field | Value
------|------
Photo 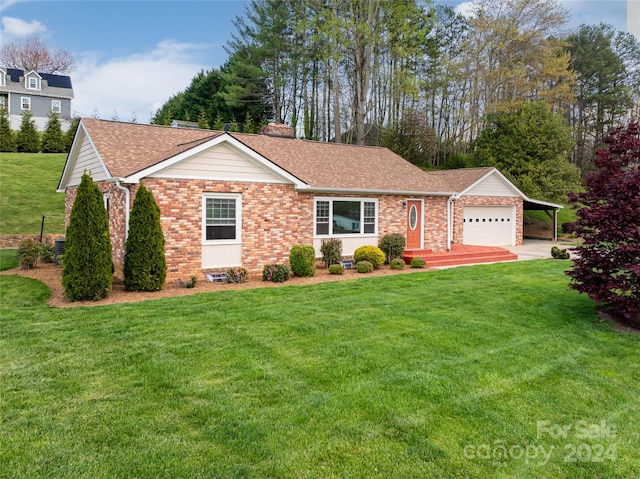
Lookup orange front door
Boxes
[406,200,422,249]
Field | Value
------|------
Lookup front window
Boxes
[52,100,61,113]
[315,197,378,236]
[204,194,241,241]
[21,97,31,110]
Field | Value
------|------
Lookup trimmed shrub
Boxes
[379,233,406,263]
[390,258,406,270]
[17,239,40,270]
[410,257,426,268]
[39,243,55,263]
[262,264,290,282]
[226,267,248,284]
[356,260,373,273]
[320,238,342,267]
[551,246,570,260]
[328,264,344,275]
[123,182,167,292]
[289,244,316,277]
[62,173,113,301]
[354,245,385,268]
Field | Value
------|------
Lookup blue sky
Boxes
[0,0,632,122]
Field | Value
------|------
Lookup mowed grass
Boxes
[0,248,18,270]
[0,152,67,234]
[1,260,639,478]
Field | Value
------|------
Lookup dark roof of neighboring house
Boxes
[77,119,496,195]
[4,68,73,89]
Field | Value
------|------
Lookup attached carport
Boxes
[523,198,563,242]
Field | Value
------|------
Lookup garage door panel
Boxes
[463,206,515,246]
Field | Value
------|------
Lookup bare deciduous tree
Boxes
[0,37,75,74]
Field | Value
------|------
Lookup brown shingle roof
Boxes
[79,119,486,194]
[82,119,221,178]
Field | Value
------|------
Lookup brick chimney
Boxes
[260,122,295,138]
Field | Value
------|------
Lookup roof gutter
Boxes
[298,186,456,196]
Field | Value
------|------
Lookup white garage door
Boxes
[463,206,515,246]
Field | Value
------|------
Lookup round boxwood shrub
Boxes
[289,244,316,277]
[354,245,385,268]
[262,264,290,282]
[328,263,344,275]
[379,233,406,263]
[410,257,426,268]
[356,260,373,273]
[390,258,406,270]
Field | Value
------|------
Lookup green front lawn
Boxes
[0,152,67,234]
[1,260,638,478]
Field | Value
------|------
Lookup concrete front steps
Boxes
[403,244,518,268]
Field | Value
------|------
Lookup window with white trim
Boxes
[21,97,31,110]
[204,194,241,242]
[26,75,39,90]
[0,72,5,87]
[314,197,378,236]
[51,100,61,113]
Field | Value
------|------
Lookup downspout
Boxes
[114,180,130,240]
[447,195,455,251]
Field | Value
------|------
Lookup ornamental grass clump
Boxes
[289,244,316,277]
[320,238,342,267]
[17,239,40,270]
[354,245,385,268]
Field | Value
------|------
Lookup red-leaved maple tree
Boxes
[568,123,640,326]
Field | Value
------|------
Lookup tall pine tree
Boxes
[123,182,167,291]
[41,110,66,153]
[62,173,113,301]
[16,111,40,153]
[0,110,17,152]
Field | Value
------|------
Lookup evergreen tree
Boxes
[62,173,113,301]
[0,109,17,152]
[16,111,40,153]
[123,182,167,292]
[41,110,66,153]
[212,112,225,131]
[65,117,80,152]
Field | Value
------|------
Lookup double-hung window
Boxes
[204,194,241,242]
[21,97,31,110]
[51,100,61,113]
[314,197,378,236]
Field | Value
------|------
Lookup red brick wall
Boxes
[452,196,523,245]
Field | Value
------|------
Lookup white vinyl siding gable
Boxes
[67,134,110,186]
[465,174,519,197]
[150,143,287,183]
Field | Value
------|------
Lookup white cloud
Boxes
[455,1,478,18]
[72,40,209,122]
[1,16,46,39]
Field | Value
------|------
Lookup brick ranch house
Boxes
[57,119,560,282]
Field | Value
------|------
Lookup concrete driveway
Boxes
[506,239,576,260]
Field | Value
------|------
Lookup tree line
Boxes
[0,110,78,154]
[152,0,639,191]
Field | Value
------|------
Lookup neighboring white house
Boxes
[0,67,74,131]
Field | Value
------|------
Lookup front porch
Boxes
[403,244,518,268]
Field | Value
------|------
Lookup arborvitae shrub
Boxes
[356,260,373,273]
[16,111,40,153]
[328,264,344,275]
[379,233,406,263]
[262,264,290,282]
[0,110,16,152]
[411,257,426,268]
[390,258,406,270]
[17,239,40,270]
[354,245,385,268]
[41,111,66,153]
[320,238,342,267]
[289,244,316,277]
[123,182,167,291]
[62,173,113,300]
